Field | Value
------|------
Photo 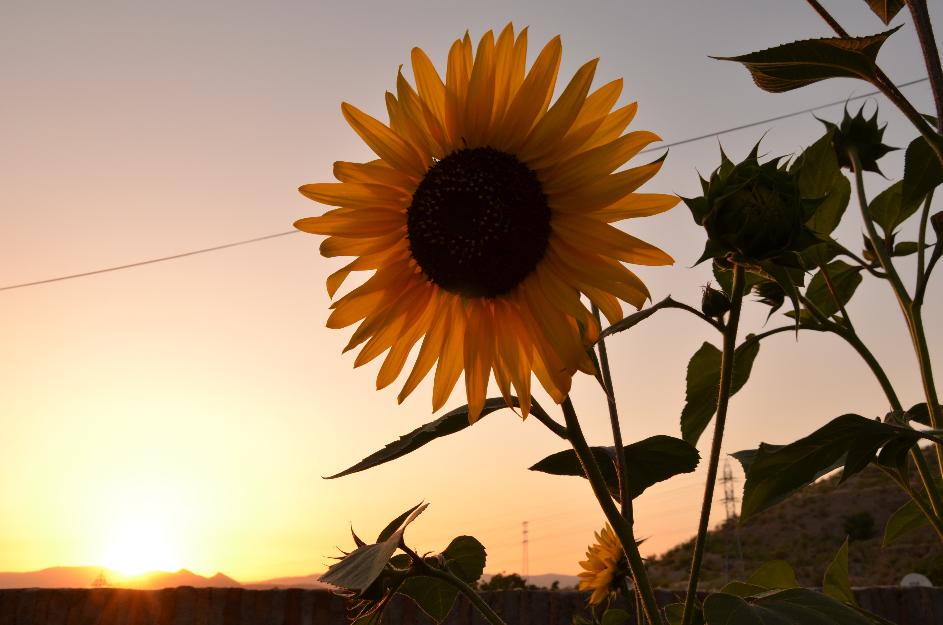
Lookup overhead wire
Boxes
[0,77,928,294]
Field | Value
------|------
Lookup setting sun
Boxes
[101,519,182,577]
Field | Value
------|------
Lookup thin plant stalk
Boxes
[561,397,664,625]
[850,149,943,479]
[907,0,943,128]
[680,264,746,625]
[593,303,632,520]
[401,542,507,625]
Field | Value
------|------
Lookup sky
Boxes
[1,1,941,583]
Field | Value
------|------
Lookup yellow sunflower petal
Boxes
[463,299,495,422]
[542,130,661,195]
[492,35,561,149]
[341,102,428,177]
[333,160,416,191]
[431,296,465,411]
[411,46,447,128]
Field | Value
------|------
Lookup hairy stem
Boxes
[402,543,506,625]
[561,397,664,625]
[916,190,936,305]
[908,0,943,128]
[681,265,746,625]
[593,304,632,520]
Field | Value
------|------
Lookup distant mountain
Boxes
[522,573,580,589]
[0,567,241,590]
[646,449,943,589]
[244,573,332,590]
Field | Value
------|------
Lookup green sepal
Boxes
[681,338,761,445]
[714,28,900,93]
[883,498,930,546]
[823,538,856,605]
[528,435,700,501]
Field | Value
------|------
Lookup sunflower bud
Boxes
[684,144,819,263]
[819,106,897,174]
[701,284,731,318]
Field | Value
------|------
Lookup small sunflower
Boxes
[297,24,676,421]
[578,523,629,606]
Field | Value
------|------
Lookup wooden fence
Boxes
[1,587,941,625]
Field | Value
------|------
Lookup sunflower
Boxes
[578,523,629,606]
[296,24,676,421]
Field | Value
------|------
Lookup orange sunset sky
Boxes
[1,1,940,583]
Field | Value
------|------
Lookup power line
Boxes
[0,230,298,292]
[639,76,928,154]
[0,77,928,294]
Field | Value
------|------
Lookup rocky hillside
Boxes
[646,449,943,589]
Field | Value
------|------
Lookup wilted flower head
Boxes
[819,105,896,174]
[684,143,819,264]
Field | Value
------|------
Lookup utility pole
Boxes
[522,521,529,579]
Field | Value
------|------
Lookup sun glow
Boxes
[97,486,188,577]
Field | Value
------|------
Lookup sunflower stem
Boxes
[561,397,664,625]
[850,149,943,482]
[401,542,507,625]
[592,304,632,521]
[680,264,745,625]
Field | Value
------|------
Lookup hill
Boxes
[0,567,240,590]
[646,450,943,589]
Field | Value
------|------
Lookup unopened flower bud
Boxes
[932,211,943,239]
[701,284,731,318]
[819,106,896,174]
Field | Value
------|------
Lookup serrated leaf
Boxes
[442,535,486,584]
[902,135,943,208]
[737,415,924,520]
[322,503,428,592]
[398,576,459,623]
[529,435,700,501]
[883,498,930,545]
[681,339,761,445]
[794,130,851,236]
[715,28,900,93]
[862,0,905,25]
[747,560,799,589]
[326,398,513,479]
[823,538,856,605]
[703,588,886,625]
[377,503,426,543]
[804,261,863,318]
[868,181,920,237]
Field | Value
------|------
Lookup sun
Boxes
[101,518,183,577]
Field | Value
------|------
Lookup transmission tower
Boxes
[522,521,529,578]
[719,460,745,580]
[90,570,109,588]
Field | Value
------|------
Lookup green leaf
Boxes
[883,498,930,545]
[718,582,770,598]
[398,576,459,623]
[321,503,427,592]
[862,0,905,25]
[804,261,863,318]
[377,503,426,543]
[794,130,851,236]
[326,398,513,479]
[868,181,920,237]
[906,402,932,426]
[714,28,900,93]
[601,608,632,625]
[442,536,486,584]
[529,435,700,501]
[681,339,761,445]
[823,538,856,605]
[902,135,943,209]
[665,602,704,625]
[703,588,886,625]
[747,560,799,589]
[737,415,924,520]
[892,241,923,257]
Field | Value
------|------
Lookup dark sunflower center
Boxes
[407,147,551,298]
